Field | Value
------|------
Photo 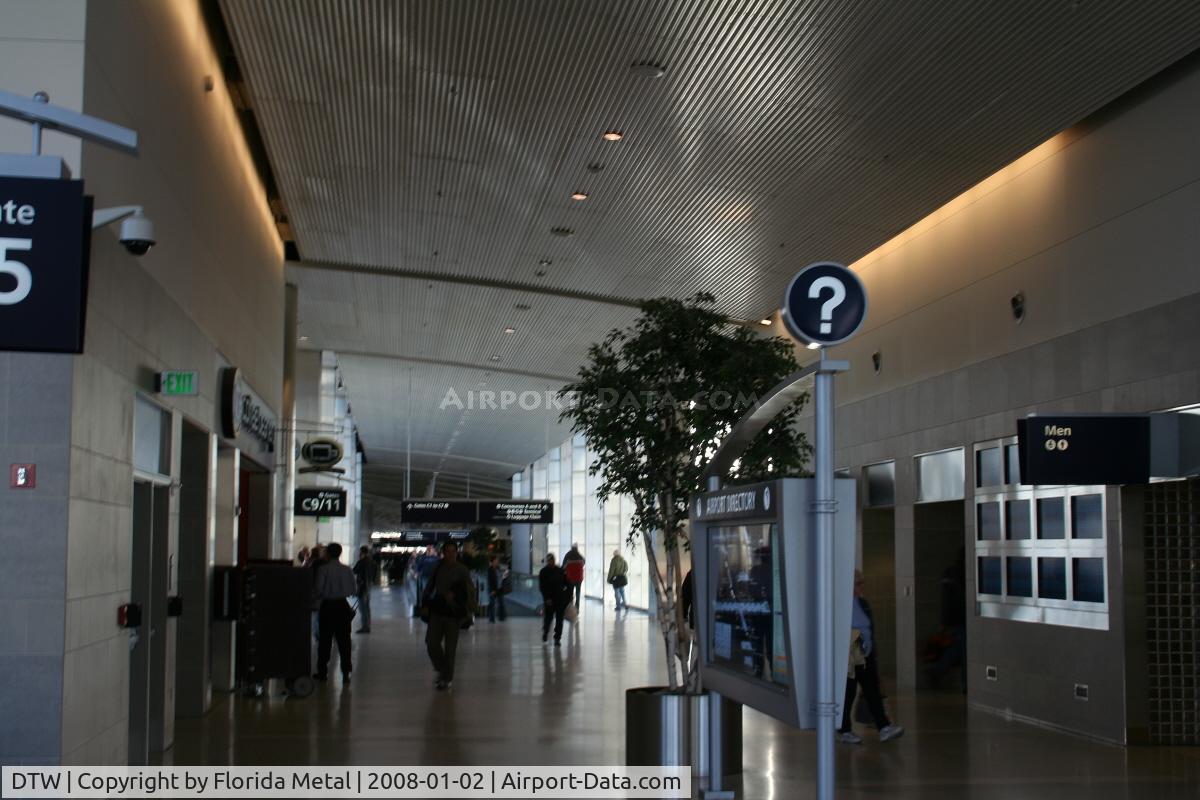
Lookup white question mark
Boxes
[808,276,846,334]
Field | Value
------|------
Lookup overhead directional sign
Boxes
[401,499,555,524]
[781,261,867,347]
[1017,415,1151,485]
[0,176,93,353]
[294,488,347,517]
[479,500,554,524]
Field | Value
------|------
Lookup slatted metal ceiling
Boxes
[220,0,1200,498]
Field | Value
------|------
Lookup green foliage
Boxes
[460,525,497,571]
[560,293,812,550]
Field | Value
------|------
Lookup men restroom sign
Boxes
[781,261,867,347]
[0,177,93,353]
[1017,414,1151,485]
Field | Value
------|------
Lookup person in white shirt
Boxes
[313,542,358,684]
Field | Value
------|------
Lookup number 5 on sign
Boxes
[0,237,33,305]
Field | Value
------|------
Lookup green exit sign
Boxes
[157,370,199,396]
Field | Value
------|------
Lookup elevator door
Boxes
[129,481,170,765]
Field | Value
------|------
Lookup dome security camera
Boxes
[119,211,155,256]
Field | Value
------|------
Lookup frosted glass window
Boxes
[864,461,895,507]
[916,449,964,503]
[1005,444,1021,485]
[976,447,1003,488]
[133,396,170,477]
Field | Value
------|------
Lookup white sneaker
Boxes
[879,724,905,742]
[836,731,863,744]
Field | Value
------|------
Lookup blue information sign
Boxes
[781,261,867,346]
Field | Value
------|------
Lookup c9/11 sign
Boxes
[294,488,347,517]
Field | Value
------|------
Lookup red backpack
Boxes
[565,560,584,584]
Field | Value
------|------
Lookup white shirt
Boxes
[315,562,358,599]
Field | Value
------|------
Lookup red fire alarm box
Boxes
[10,464,36,489]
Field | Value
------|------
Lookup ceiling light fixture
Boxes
[601,131,623,142]
[571,191,588,201]
[535,269,547,278]
[759,318,772,326]
[514,303,532,311]
[298,335,309,342]
[503,326,516,334]
[807,342,821,350]
[490,355,501,362]
[550,227,574,237]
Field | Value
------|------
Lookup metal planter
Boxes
[625,687,742,779]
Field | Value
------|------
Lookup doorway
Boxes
[237,460,273,565]
[862,507,897,681]
[175,422,212,718]
[129,480,170,765]
[913,501,967,691]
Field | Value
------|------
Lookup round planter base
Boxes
[625,687,742,779]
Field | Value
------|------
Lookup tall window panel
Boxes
[973,437,1108,630]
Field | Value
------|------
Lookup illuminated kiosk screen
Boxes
[707,523,788,689]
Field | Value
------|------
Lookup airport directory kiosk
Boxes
[689,478,857,728]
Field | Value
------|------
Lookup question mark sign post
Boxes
[781,261,868,347]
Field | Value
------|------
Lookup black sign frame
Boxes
[1016,415,1151,485]
[294,488,348,517]
[781,261,868,347]
[0,177,93,353]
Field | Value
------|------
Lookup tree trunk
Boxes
[642,527,679,690]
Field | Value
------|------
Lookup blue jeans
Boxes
[614,585,626,609]
[488,594,507,622]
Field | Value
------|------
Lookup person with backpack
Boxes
[539,553,571,646]
[607,549,629,611]
[562,543,586,607]
[419,541,475,690]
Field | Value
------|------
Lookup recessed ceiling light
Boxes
[601,131,623,142]
[490,355,501,362]
[806,342,822,350]
[298,335,309,342]
[535,269,547,277]
[539,259,552,267]
[550,227,574,237]
[514,303,532,311]
[503,326,516,334]
[759,319,772,326]
[630,61,666,79]
[571,191,588,201]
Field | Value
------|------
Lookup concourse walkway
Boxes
[165,589,1200,798]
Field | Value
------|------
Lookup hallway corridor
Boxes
[164,588,1200,798]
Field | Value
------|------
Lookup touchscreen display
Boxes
[708,523,788,688]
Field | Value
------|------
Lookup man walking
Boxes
[420,541,475,690]
[313,543,357,685]
[607,549,629,611]
[562,543,586,607]
[353,545,377,634]
[539,553,571,646]
[487,555,508,623]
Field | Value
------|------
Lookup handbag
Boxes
[564,603,579,623]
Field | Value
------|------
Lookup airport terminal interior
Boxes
[2,1,1200,798]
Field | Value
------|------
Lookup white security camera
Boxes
[92,205,156,257]
[119,211,155,256]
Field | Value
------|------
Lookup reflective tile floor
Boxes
[165,586,1200,798]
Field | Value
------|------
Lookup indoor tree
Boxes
[560,293,811,691]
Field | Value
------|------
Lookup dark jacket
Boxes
[353,555,376,593]
[487,565,501,591]
[539,564,571,604]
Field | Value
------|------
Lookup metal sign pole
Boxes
[704,474,734,799]
[813,348,839,800]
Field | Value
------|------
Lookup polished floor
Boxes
[166,586,1200,798]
